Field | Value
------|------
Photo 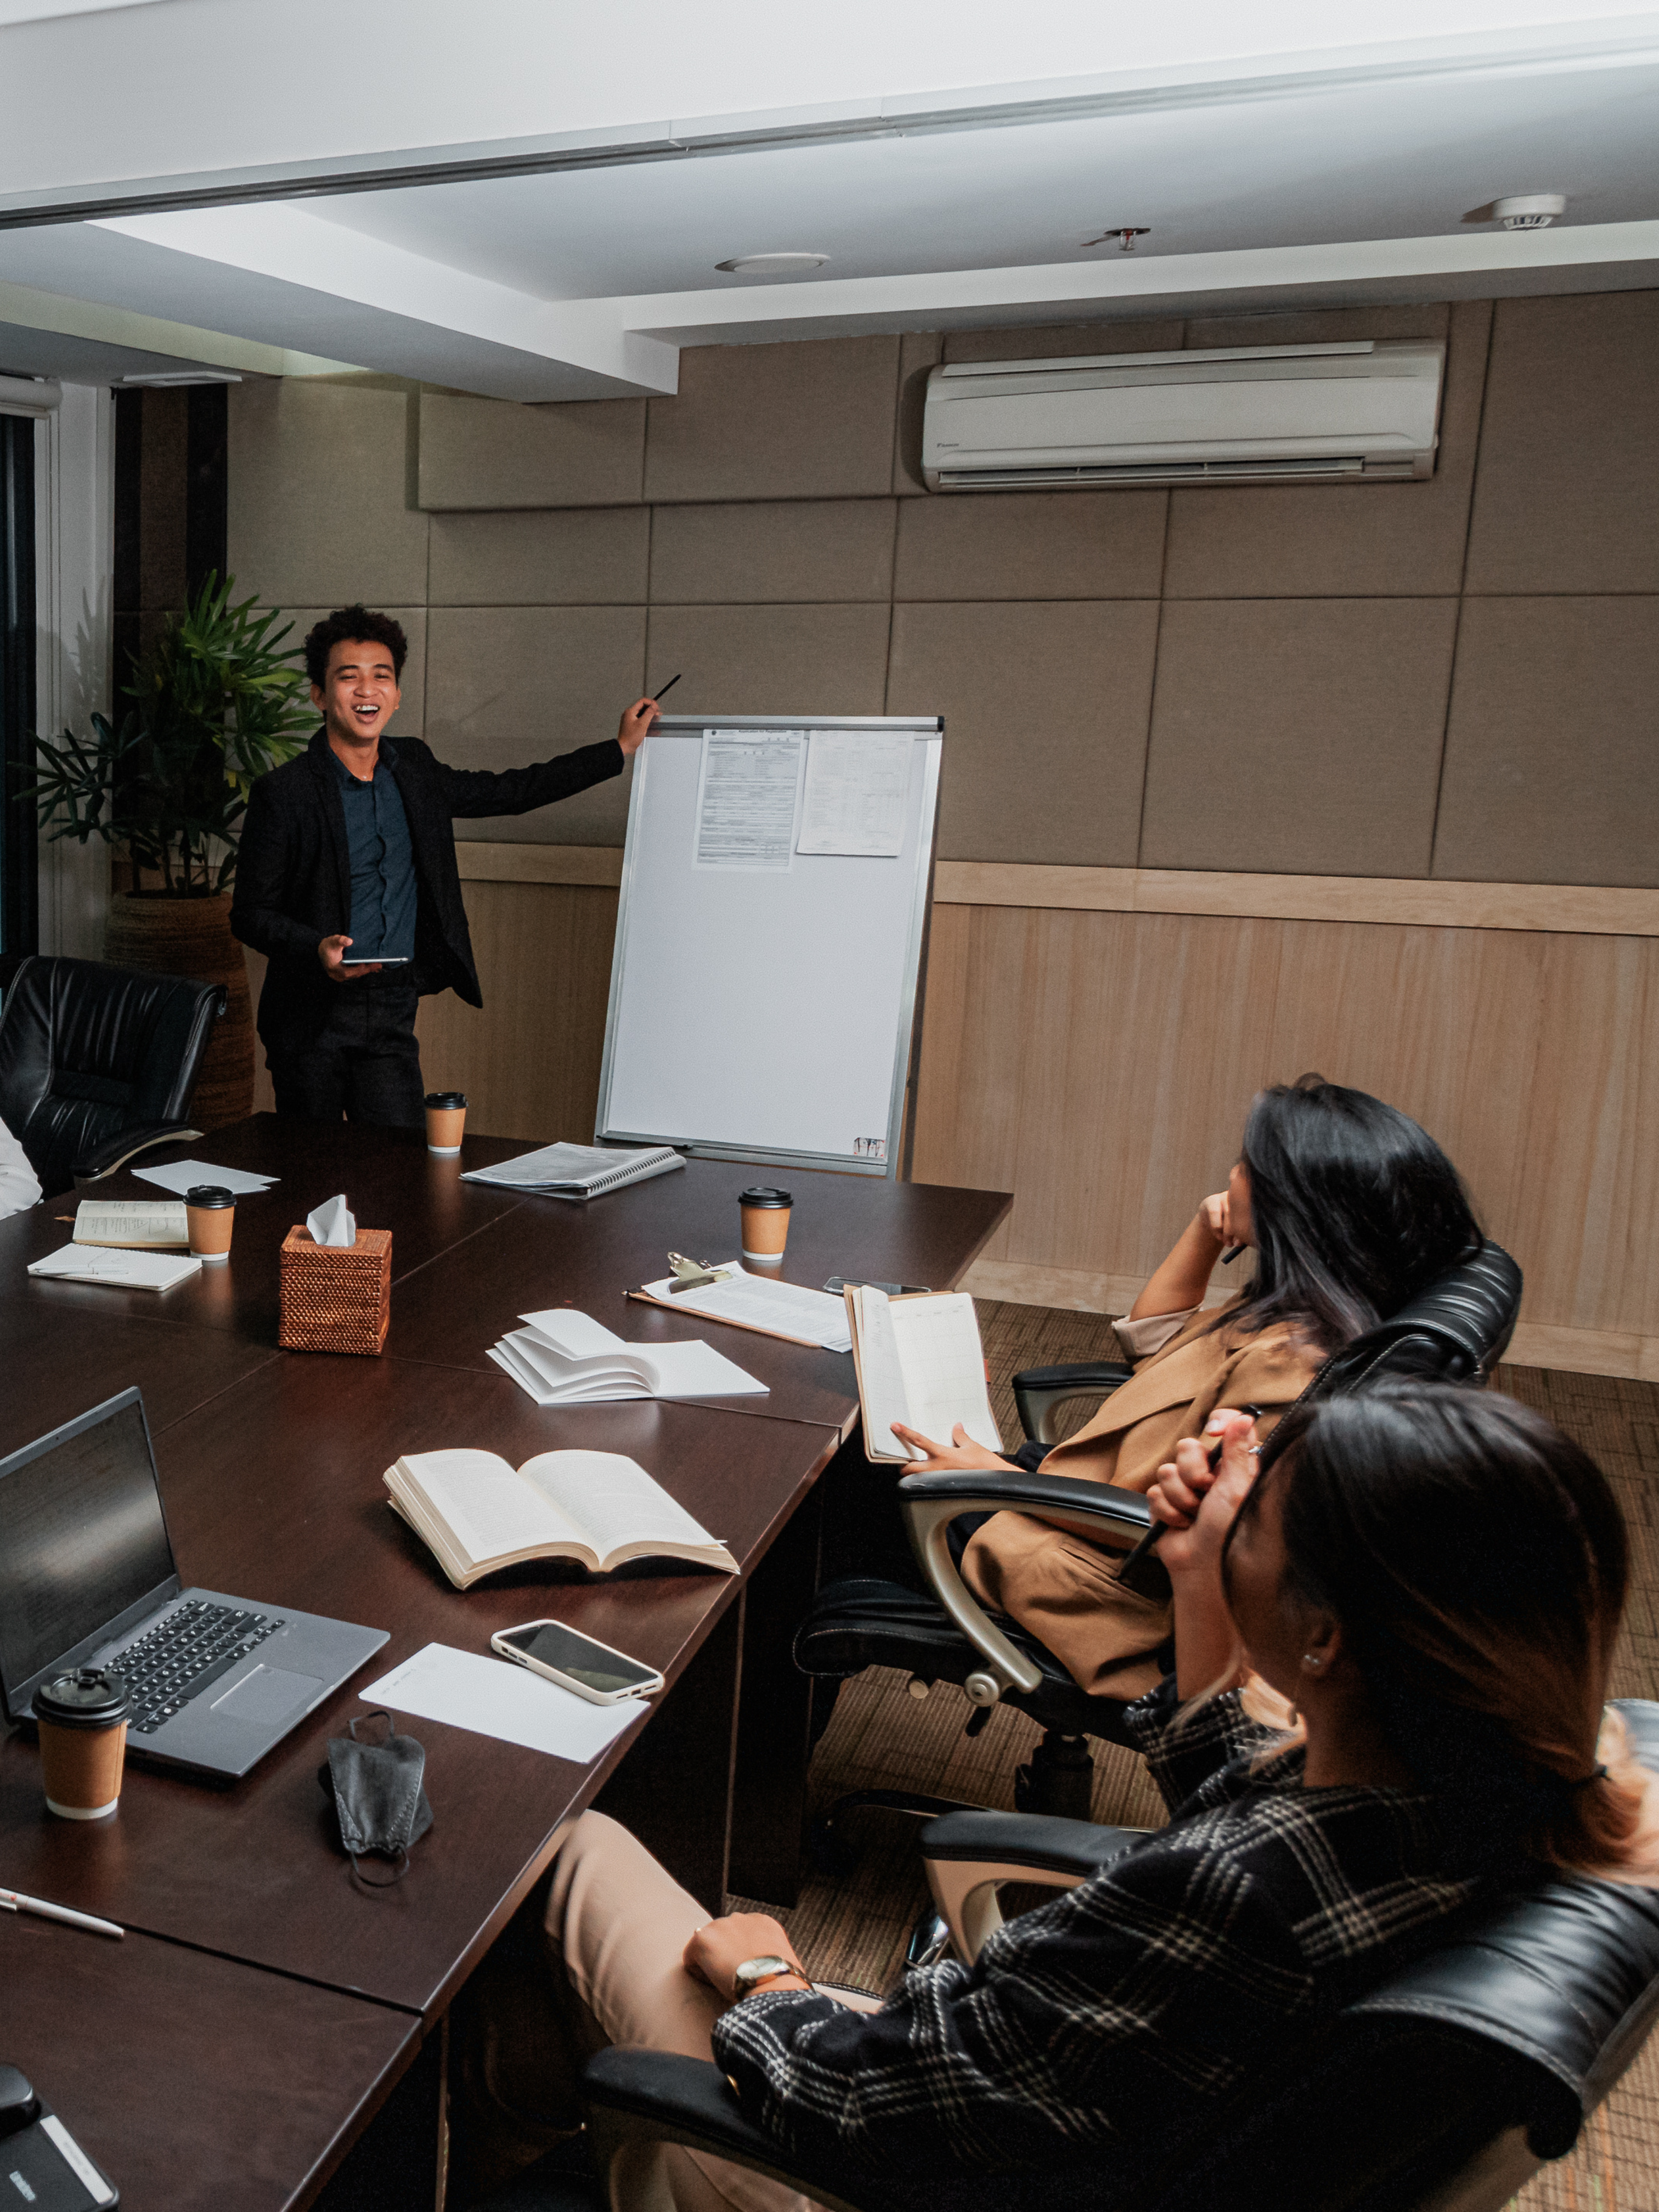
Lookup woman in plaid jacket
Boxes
[502,1385,1657,2212]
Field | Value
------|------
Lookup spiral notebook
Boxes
[462,1141,685,1200]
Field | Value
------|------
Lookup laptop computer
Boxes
[0,1387,388,1781]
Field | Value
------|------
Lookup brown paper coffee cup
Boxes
[35,1668,129,1821]
[425,1092,467,1154]
[185,1185,236,1265]
[740,1187,792,1260]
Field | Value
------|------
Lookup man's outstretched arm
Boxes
[436,698,657,819]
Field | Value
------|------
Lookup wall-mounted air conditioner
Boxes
[922,341,1444,489]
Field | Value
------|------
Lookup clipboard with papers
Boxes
[627,1264,853,1352]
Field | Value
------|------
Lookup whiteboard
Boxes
[595,716,943,1177]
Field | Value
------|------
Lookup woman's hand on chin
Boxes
[1148,1412,1260,1577]
[891,1423,1017,1474]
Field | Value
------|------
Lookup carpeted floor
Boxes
[730,1301,1659,2212]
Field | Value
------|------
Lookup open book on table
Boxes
[488,1310,766,1406]
[845,1285,1003,1465]
[383,1447,737,1590]
[71,1199,189,1248]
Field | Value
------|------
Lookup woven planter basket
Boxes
[279,1227,392,1356]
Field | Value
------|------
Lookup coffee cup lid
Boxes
[425,1092,467,1109]
[185,1186,236,1207]
[34,1666,129,1729]
[740,1186,793,1207]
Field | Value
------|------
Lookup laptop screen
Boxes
[0,1392,178,1709]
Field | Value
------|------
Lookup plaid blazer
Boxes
[714,1684,1482,2196]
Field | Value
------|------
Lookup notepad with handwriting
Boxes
[845,1285,1002,1464]
[383,1447,737,1590]
[71,1199,189,1249]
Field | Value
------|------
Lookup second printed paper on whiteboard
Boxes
[797,731,912,857]
[692,730,804,869]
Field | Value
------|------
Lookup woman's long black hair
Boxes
[1223,1384,1646,1877]
[1218,1076,1482,1350]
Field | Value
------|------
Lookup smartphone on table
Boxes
[490,1619,665,1705]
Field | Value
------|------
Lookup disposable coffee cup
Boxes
[185,1184,236,1265]
[740,1186,793,1262]
[425,1091,467,1155]
[34,1667,129,1821]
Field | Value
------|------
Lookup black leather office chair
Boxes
[796,1243,1523,1836]
[469,1698,1659,2212]
[0,955,223,1199]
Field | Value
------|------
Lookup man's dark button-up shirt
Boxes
[329,740,416,961]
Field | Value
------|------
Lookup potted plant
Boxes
[30,573,315,1127]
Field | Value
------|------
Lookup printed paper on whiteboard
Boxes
[692,730,803,870]
[797,731,912,857]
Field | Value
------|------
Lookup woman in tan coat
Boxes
[895,1077,1483,1701]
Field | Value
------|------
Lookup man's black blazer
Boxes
[230,727,623,1054]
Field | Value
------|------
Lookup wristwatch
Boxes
[731,1954,799,1999]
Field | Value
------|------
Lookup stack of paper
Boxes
[29,1246,202,1292]
[462,1143,684,1200]
[131,1160,278,1197]
[488,1309,766,1406]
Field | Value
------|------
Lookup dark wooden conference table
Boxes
[0,1118,1009,2212]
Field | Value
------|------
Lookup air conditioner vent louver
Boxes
[922,341,1444,492]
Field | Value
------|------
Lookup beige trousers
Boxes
[542,1811,877,2212]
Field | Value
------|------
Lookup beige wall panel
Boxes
[641,602,891,716]
[1183,304,1452,349]
[1433,598,1659,888]
[1511,934,1659,1333]
[642,336,901,503]
[424,604,647,844]
[941,318,1184,363]
[275,606,427,737]
[1260,918,1545,1238]
[894,331,945,495]
[649,500,896,603]
[228,382,428,607]
[1164,301,1487,598]
[1464,292,1659,595]
[1141,599,1458,877]
[893,488,1167,602]
[428,508,648,606]
[887,601,1159,865]
[417,392,646,511]
[415,879,619,1142]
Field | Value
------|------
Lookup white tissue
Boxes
[306,1193,356,1248]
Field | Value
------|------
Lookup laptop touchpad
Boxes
[212,1664,322,1724]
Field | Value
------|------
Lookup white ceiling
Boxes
[0,1,1655,398]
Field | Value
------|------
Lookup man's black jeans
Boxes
[269,983,425,1127]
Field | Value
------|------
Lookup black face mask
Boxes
[318,1710,433,1887]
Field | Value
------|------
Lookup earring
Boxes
[1301,1653,1323,1674]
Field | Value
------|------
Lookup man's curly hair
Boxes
[304,605,408,690]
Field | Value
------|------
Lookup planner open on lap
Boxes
[384,1446,737,1589]
[845,1285,1003,1464]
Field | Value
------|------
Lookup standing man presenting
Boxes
[233,604,655,1124]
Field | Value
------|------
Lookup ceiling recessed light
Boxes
[1492,194,1567,229]
[715,252,831,275]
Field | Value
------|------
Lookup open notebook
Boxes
[385,1447,737,1590]
[489,1310,765,1405]
[845,1285,1003,1465]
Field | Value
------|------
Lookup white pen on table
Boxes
[0,1887,123,1940]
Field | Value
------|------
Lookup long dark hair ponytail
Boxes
[1220,1076,1481,1350]
[1229,1384,1655,1880]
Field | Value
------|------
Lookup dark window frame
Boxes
[0,410,37,959]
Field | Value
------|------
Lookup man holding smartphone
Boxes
[233,605,658,1125]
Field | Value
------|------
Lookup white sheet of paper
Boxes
[28,1245,202,1291]
[641,1264,852,1352]
[360,1643,643,1763]
[692,730,803,870]
[797,731,912,857]
[132,1160,277,1197]
[888,1291,1002,1455]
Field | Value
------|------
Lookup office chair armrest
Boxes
[582,2049,870,2212]
[919,1808,1144,1963]
[72,1121,204,1184]
[896,1470,1154,1706]
[1012,1360,1133,1446]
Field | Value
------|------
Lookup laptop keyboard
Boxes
[107,1600,285,1736]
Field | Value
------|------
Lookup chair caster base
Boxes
[1013,1731,1094,1821]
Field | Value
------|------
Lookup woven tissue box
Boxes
[279,1226,393,1356]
